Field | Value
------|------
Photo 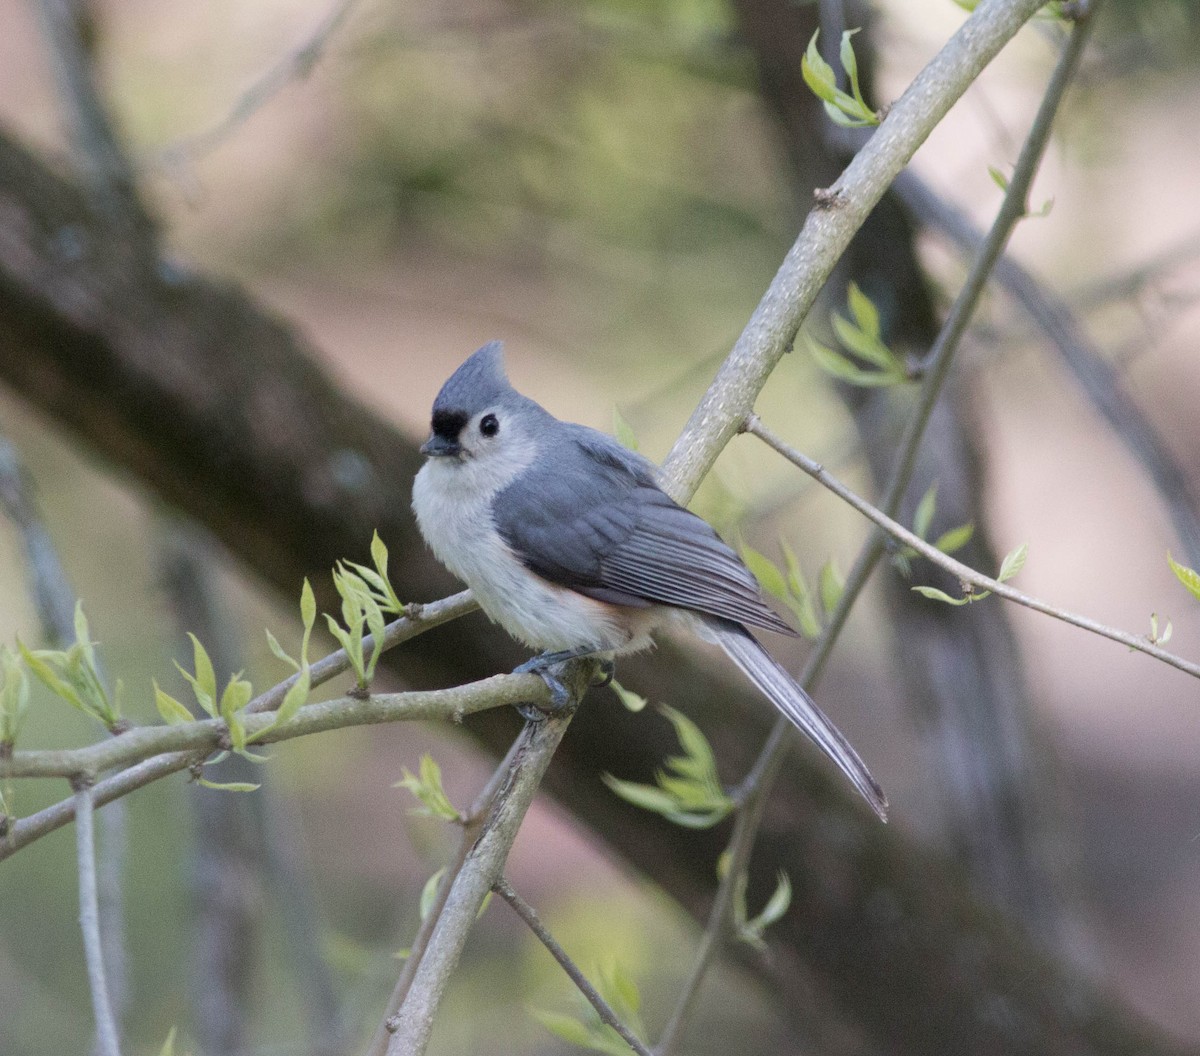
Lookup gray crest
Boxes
[433,341,512,416]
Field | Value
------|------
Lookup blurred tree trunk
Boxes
[731,0,1060,931]
[0,126,1185,1052]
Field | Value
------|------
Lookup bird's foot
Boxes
[513,647,601,720]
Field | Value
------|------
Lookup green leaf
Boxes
[801,30,839,105]
[830,313,897,371]
[613,407,639,451]
[219,674,253,724]
[300,577,317,660]
[988,165,1010,192]
[275,669,311,726]
[912,585,972,606]
[913,482,938,540]
[781,540,821,639]
[370,531,389,588]
[419,867,445,921]
[810,337,900,386]
[755,870,793,930]
[19,642,86,714]
[740,543,788,602]
[998,543,1028,583]
[1167,552,1200,602]
[601,705,732,828]
[846,281,879,338]
[818,559,843,618]
[195,778,260,793]
[157,1026,177,1056]
[395,754,461,822]
[735,869,793,950]
[532,1010,602,1049]
[265,629,300,673]
[609,680,647,712]
[601,776,681,815]
[599,962,641,1020]
[0,645,30,746]
[73,601,97,670]
[153,681,194,725]
[934,522,975,554]
[189,634,218,709]
[839,28,860,90]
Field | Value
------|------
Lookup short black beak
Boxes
[420,434,462,458]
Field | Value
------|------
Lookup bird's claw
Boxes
[513,654,574,720]
[513,648,609,720]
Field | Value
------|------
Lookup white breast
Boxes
[412,451,643,653]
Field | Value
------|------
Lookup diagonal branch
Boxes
[494,877,652,1056]
[747,414,1199,678]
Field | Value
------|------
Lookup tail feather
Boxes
[704,618,888,821]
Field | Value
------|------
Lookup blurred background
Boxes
[1,0,1200,1053]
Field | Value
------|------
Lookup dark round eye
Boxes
[479,414,499,437]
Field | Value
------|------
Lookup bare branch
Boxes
[74,780,122,1056]
[494,878,653,1056]
[150,0,361,173]
[32,0,151,239]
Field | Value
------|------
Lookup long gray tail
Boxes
[704,618,887,820]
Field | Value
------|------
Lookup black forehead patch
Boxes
[432,409,469,439]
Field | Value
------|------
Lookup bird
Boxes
[412,341,887,819]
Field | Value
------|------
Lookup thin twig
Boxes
[494,878,653,1056]
[655,10,1100,1051]
[74,780,121,1056]
[150,0,360,173]
[32,0,150,238]
[0,432,132,1036]
[748,415,1200,679]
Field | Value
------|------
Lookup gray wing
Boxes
[492,425,795,636]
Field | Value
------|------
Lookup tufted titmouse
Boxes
[412,342,886,819]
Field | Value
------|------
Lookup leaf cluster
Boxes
[19,604,122,732]
[801,30,880,128]
[395,753,462,822]
[809,283,909,388]
[913,542,1027,606]
[742,540,842,640]
[603,705,733,828]
[717,852,793,951]
[326,531,404,690]
[891,481,975,577]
